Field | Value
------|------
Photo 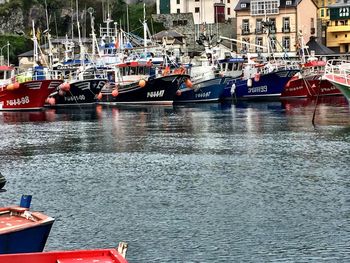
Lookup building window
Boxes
[177,9,180,14]
[228,0,230,3]
[227,7,231,15]
[282,36,290,50]
[321,9,324,17]
[251,0,279,16]
[195,7,200,13]
[241,3,246,8]
[242,19,250,34]
[269,18,276,33]
[283,17,290,32]
[256,37,263,52]
[286,0,292,5]
[177,0,180,4]
[256,19,263,34]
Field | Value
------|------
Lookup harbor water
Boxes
[0,96,349,262]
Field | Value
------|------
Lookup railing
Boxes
[241,29,250,35]
[282,27,290,33]
[324,59,350,86]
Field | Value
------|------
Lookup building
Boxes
[156,0,239,24]
[326,0,350,53]
[154,1,239,53]
[235,0,318,56]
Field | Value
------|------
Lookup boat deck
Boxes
[0,206,54,234]
[324,74,350,85]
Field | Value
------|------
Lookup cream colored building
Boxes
[156,0,239,24]
[235,0,318,56]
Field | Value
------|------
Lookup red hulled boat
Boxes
[0,65,62,110]
[0,248,129,263]
[281,60,341,98]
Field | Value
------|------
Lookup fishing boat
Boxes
[0,65,62,110]
[0,247,128,263]
[226,56,299,100]
[0,195,55,254]
[46,67,108,107]
[99,61,189,105]
[324,60,350,100]
[281,59,341,98]
[174,76,231,103]
[0,173,6,189]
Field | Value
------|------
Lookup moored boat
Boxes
[282,59,341,98]
[174,76,231,103]
[99,61,189,105]
[324,60,350,100]
[0,247,128,263]
[0,195,55,254]
[227,59,299,100]
[0,173,6,189]
[0,66,62,111]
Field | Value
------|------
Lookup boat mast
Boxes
[32,20,39,65]
[76,0,85,71]
[44,0,53,69]
[143,3,147,50]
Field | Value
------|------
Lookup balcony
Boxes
[255,29,263,34]
[282,27,290,33]
[327,25,350,32]
[269,27,277,34]
[242,29,250,35]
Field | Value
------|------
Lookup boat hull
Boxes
[281,75,341,98]
[0,80,62,110]
[99,74,188,105]
[0,221,54,254]
[324,75,350,100]
[48,79,107,107]
[174,76,231,103]
[0,248,128,263]
[225,69,299,100]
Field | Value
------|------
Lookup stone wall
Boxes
[0,8,24,35]
[153,13,237,52]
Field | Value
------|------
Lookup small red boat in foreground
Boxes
[0,65,62,110]
[281,60,341,98]
[0,247,129,263]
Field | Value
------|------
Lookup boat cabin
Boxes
[0,65,15,86]
[217,57,244,78]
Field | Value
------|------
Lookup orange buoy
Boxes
[61,82,70,92]
[97,92,103,100]
[58,89,65,96]
[13,82,20,89]
[176,90,182,96]
[6,84,14,90]
[139,79,146,88]
[185,79,193,88]
[48,97,56,105]
[112,89,119,97]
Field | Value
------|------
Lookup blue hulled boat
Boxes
[0,195,54,254]
[174,76,232,103]
[220,54,299,100]
[227,68,299,100]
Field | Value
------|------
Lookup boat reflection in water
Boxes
[281,95,350,126]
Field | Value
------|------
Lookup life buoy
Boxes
[112,89,119,97]
[254,73,261,82]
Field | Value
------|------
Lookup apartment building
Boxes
[235,0,317,56]
[156,0,239,24]
[326,0,350,53]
